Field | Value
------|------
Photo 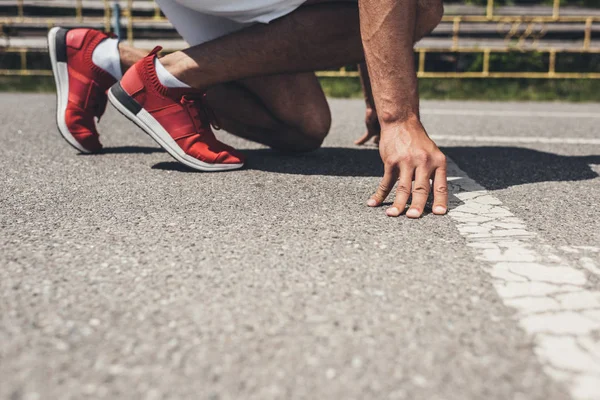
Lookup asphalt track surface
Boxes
[1,94,599,400]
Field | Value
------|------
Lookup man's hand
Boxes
[354,107,380,146]
[367,116,448,218]
[358,0,447,218]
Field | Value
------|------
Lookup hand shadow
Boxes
[444,147,600,190]
[152,146,600,191]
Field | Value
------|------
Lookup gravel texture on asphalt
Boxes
[1,94,599,400]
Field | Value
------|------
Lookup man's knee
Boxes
[243,73,331,152]
[269,86,331,152]
[302,106,332,147]
[289,105,332,152]
[420,0,444,35]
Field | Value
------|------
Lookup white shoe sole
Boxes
[48,27,91,154]
[107,82,244,172]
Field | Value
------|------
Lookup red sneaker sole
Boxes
[108,82,244,172]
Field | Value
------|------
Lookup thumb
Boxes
[355,131,373,145]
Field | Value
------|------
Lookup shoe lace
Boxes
[181,93,222,133]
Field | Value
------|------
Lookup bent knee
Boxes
[294,107,331,152]
[274,120,329,153]
[421,0,444,34]
[274,102,331,152]
[301,106,332,142]
[276,126,327,153]
[433,0,444,28]
[292,136,325,153]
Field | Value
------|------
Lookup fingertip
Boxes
[386,207,400,217]
[355,133,369,145]
[433,205,447,215]
[406,208,421,219]
[367,198,378,207]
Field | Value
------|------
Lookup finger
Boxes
[367,165,398,207]
[386,166,413,217]
[355,131,372,145]
[406,168,431,219]
[432,166,448,215]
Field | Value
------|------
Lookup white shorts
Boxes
[155,0,307,46]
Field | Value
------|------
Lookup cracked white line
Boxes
[580,258,600,279]
[447,158,600,400]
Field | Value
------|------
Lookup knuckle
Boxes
[396,184,412,195]
[412,184,430,195]
[399,154,412,164]
[435,153,447,166]
[413,150,430,164]
[365,108,376,119]
[435,184,449,194]
[384,158,399,168]
[371,192,383,201]
[377,183,391,194]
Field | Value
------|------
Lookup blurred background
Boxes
[0,0,598,101]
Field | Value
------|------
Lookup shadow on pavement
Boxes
[152,161,196,173]
[444,147,600,190]
[244,147,383,177]
[151,146,600,190]
[152,147,384,176]
[100,146,164,155]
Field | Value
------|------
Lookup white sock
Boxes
[154,57,190,88]
[91,38,122,80]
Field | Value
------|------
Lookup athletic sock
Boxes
[153,57,191,89]
[91,38,122,80]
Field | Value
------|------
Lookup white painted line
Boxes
[561,245,600,254]
[447,158,600,400]
[580,257,600,279]
[431,135,600,145]
[422,109,600,119]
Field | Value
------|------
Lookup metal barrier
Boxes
[0,0,598,79]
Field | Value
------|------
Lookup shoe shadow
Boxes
[152,161,195,173]
[100,146,164,155]
[152,147,384,176]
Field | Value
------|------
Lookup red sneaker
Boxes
[107,47,244,172]
[48,27,117,153]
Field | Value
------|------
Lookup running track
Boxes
[1,94,599,400]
